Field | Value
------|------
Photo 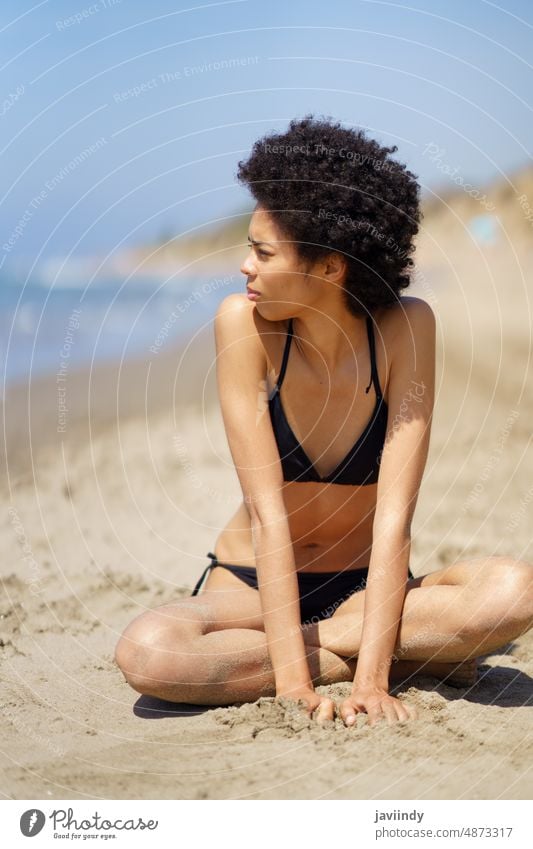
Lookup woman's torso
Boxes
[214,297,394,573]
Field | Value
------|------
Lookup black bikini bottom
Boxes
[192,551,414,626]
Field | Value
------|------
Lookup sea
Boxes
[1,270,241,387]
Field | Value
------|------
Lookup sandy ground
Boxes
[2,187,533,799]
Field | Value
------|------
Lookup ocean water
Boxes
[1,271,240,386]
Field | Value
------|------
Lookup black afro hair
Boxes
[236,114,422,316]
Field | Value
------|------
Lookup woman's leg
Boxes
[312,555,533,662]
[115,556,533,705]
[115,566,356,704]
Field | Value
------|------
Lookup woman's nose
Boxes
[240,248,256,277]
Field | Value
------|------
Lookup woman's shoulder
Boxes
[215,292,253,320]
[216,293,288,330]
[215,295,290,385]
[371,298,435,397]
[215,294,288,359]
[380,295,435,326]
[377,297,436,379]
[379,296,436,344]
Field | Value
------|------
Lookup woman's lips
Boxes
[246,286,261,299]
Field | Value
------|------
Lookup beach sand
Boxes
[2,188,533,800]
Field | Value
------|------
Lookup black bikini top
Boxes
[268,316,388,485]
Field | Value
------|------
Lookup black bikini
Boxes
[268,315,387,485]
[192,553,414,625]
[191,317,412,620]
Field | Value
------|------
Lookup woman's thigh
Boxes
[328,571,427,620]
[189,565,264,632]
[326,556,510,621]
[185,557,490,635]
[120,574,264,653]
[197,565,422,632]
[196,560,460,631]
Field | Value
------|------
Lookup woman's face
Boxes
[240,206,318,322]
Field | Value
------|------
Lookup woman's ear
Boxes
[323,251,347,284]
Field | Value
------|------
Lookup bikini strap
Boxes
[275,318,294,391]
[275,317,381,398]
[364,315,383,399]
[191,552,219,596]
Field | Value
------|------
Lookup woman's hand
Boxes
[276,685,336,724]
[340,685,417,727]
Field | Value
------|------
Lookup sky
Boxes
[1,0,532,272]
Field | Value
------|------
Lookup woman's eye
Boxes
[247,242,269,258]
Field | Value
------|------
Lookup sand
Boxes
[2,183,533,800]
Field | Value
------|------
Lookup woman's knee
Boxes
[114,603,204,694]
[493,558,533,622]
[463,557,533,630]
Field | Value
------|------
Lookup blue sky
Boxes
[1,0,532,269]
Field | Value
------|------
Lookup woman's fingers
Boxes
[313,697,335,724]
[293,693,417,727]
[372,698,413,725]
[366,702,386,727]
[339,698,359,726]
[399,700,417,721]
[283,692,335,723]
[339,695,417,727]
[381,700,399,726]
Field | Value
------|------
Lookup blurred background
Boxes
[2,0,532,386]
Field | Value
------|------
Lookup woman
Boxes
[115,115,533,727]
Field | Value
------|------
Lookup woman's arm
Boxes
[250,518,312,694]
[214,295,312,696]
[342,297,436,724]
[352,529,412,691]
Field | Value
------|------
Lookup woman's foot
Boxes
[391,657,478,688]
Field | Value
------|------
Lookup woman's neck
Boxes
[291,308,369,373]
